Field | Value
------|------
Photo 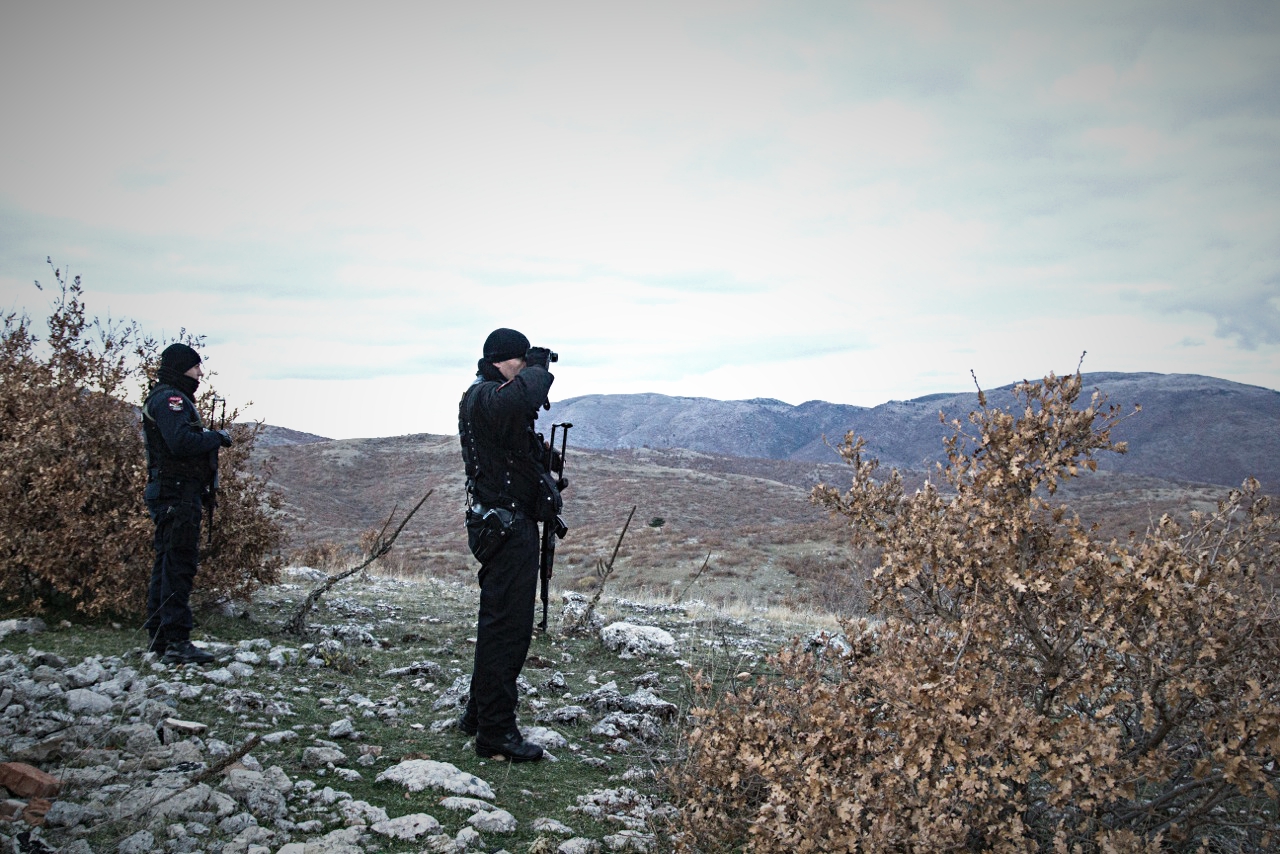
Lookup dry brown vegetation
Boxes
[260,435,874,609]
[666,371,1279,852]
[259,424,1251,622]
[0,263,283,618]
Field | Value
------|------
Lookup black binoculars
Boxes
[525,347,558,368]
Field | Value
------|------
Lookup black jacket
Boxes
[459,361,555,515]
[142,383,223,501]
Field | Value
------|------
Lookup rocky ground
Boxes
[0,568,835,853]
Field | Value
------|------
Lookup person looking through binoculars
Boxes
[456,327,565,762]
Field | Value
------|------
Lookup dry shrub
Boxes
[288,540,353,572]
[742,519,843,548]
[779,548,874,616]
[193,417,285,601]
[0,263,282,618]
[669,371,1279,852]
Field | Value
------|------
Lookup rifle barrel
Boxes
[538,422,571,632]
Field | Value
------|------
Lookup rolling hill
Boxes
[543,372,1280,491]
[252,371,1266,611]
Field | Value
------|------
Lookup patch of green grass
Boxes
[3,569,831,851]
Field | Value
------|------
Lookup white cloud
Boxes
[2,0,1278,439]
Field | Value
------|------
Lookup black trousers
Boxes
[465,515,540,741]
[143,493,203,645]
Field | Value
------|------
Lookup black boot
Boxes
[457,710,478,736]
[162,640,215,665]
[476,731,543,762]
[146,633,168,657]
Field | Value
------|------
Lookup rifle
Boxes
[539,422,571,632]
[206,396,226,546]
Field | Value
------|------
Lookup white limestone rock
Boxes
[375,759,495,799]
[371,812,442,839]
[64,688,113,715]
[467,807,517,833]
[599,623,677,659]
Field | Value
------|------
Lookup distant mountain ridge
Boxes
[542,372,1280,491]
[252,371,1275,589]
[254,424,331,448]
[255,372,1280,492]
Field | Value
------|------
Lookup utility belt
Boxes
[144,470,209,503]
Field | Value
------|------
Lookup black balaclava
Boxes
[158,343,201,398]
[478,328,529,380]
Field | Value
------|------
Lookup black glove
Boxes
[214,429,233,447]
[525,346,553,370]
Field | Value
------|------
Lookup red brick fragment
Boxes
[0,763,62,799]
[22,797,51,825]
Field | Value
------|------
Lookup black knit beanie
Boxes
[482,328,530,363]
[160,343,202,374]
[158,343,202,397]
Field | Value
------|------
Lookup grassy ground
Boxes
[4,567,838,852]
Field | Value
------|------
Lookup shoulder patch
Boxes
[167,396,185,412]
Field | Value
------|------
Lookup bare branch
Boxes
[674,549,713,605]
[566,505,635,634]
[279,489,433,636]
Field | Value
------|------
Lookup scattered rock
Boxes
[63,659,106,689]
[468,807,517,833]
[63,688,113,716]
[0,618,46,640]
[161,717,208,740]
[381,660,444,680]
[301,745,346,767]
[532,817,575,836]
[21,797,51,826]
[523,725,569,750]
[371,812,442,839]
[600,623,677,658]
[438,796,496,813]
[375,759,495,799]
[0,762,62,799]
[603,830,656,852]
[117,829,155,854]
[338,798,388,827]
[0,572,728,853]
[591,712,662,742]
[541,704,592,724]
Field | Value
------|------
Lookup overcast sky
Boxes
[2,1,1278,439]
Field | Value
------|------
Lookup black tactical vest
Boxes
[142,385,212,485]
[459,380,543,513]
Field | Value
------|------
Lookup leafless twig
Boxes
[674,550,712,604]
[567,505,635,633]
[279,489,432,636]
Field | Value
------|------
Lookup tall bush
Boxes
[0,261,283,618]
[669,371,1279,852]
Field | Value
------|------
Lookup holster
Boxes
[466,504,515,564]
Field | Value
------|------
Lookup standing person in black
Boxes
[457,328,559,762]
[141,343,232,665]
